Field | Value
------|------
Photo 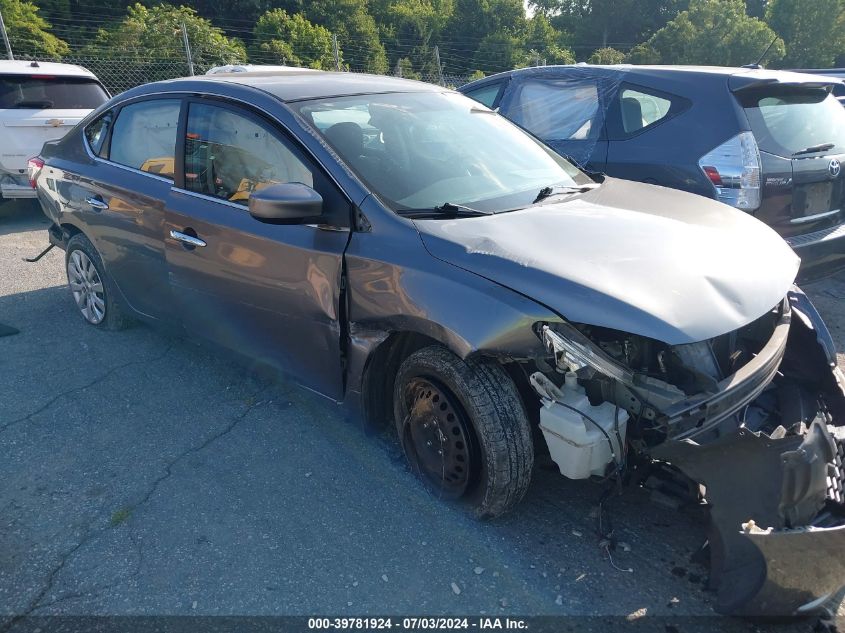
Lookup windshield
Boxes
[293,91,591,213]
[0,75,108,109]
[741,87,845,157]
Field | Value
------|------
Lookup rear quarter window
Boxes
[462,82,504,109]
[740,87,845,157]
[0,75,108,109]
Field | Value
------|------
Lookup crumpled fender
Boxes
[652,420,842,615]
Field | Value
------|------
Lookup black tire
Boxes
[65,233,130,331]
[393,345,533,518]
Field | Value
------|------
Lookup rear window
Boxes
[0,75,108,109]
[740,87,845,157]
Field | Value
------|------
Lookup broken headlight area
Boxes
[530,288,845,615]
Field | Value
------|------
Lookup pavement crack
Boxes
[0,344,174,435]
[2,383,273,623]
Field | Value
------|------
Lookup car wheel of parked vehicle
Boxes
[393,345,533,518]
[65,233,128,330]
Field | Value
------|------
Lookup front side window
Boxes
[109,99,180,180]
[184,102,313,205]
[619,87,672,134]
[508,79,601,141]
[84,110,113,157]
[294,91,591,213]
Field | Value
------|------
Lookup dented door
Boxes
[164,99,350,400]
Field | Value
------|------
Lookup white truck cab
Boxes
[0,60,108,200]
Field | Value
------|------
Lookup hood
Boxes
[415,178,799,345]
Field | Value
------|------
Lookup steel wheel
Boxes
[67,249,106,325]
[401,377,477,498]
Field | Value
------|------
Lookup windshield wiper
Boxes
[399,202,493,218]
[793,142,835,156]
[533,183,600,204]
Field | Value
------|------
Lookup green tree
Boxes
[371,0,454,77]
[531,0,688,59]
[90,3,246,71]
[766,0,845,68]
[642,0,784,65]
[588,46,626,64]
[251,10,339,69]
[394,56,421,78]
[523,14,575,65]
[0,0,69,58]
[626,42,661,64]
[302,0,388,73]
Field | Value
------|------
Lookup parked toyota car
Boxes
[31,71,845,616]
[459,65,845,282]
[0,60,108,203]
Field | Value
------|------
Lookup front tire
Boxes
[65,233,129,330]
[393,345,533,518]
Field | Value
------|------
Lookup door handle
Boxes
[85,196,109,210]
[170,229,207,248]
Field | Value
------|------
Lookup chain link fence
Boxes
[19,54,475,95]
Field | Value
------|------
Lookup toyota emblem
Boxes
[830,159,842,178]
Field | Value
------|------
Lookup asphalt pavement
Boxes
[1,201,843,631]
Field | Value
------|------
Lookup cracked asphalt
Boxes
[1,201,844,630]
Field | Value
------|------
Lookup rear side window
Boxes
[740,88,845,157]
[183,102,313,205]
[462,82,503,109]
[0,75,107,109]
[508,79,601,140]
[619,87,672,133]
[109,99,180,180]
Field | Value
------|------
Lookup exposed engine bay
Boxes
[529,287,845,616]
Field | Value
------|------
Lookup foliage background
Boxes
[0,0,842,88]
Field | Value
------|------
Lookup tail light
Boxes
[27,156,44,189]
[698,131,761,211]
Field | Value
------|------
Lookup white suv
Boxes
[0,60,108,201]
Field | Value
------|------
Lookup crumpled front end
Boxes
[530,287,845,616]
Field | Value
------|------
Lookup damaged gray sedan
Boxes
[33,72,845,617]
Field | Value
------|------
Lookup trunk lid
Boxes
[736,84,845,238]
[0,73,107,172]
[0,108,87,171]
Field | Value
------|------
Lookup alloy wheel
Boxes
[67,250,106,325]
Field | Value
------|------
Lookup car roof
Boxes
[141,71,444,102]
[205,64,318,75]
[0,59,98,78]
[460,64,840,91]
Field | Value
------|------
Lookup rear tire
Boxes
[393,345,533,518]
[65,233,129,331]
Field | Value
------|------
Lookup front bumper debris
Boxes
[652,419,845,615]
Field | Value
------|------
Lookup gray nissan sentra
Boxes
[30,70,845,616]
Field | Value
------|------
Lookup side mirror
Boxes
[248,183,323,222]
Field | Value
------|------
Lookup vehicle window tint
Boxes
[509,79,600,140]
[84,110,113,157]
[619,87,672,133]
[184,102,313,205]
[462,83,502,108]
[0,75,108,109]
[740,88,845,157]
[109,99,180,179]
